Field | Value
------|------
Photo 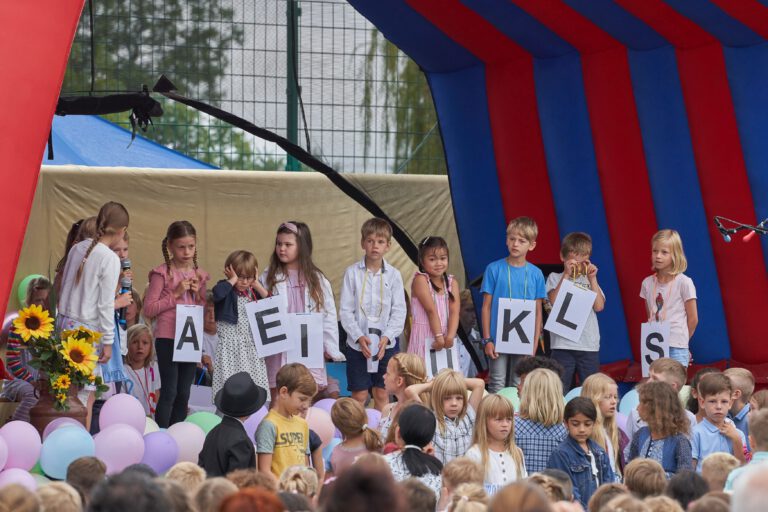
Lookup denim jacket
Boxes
[547,436,615,508]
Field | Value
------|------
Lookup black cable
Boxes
[289,0,311,154]
[88,0,95,95]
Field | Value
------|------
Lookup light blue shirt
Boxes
[692,417,746,472]
[730,403,751,451]
[480,259,546,341]
[724,451,768,491]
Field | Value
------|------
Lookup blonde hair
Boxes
[751,389,768,411]
[581,373,620,475]
[224,250,259,279]
[519,369,564,426]
[526,473,566,502]
[361,217,393,242]
[489,482,552,512]
[331,398,383,452]
[603,495,651,512]
[644,496,684,512]
[624,459,666,499]
[165,461,206,490]
[125,324,155,368]
[702,452,740,492]
[276,363,318,397]
[76,202,129,283]
[649,358,687,390]
[724,367,755,401]
[430,370,469,434]
[0,484,39,512]
[472,395,524,479]
[506,216,538,243]
[36,482,83,512]
[226,468,277,491]
[278,465,319,498]
[750,409,768,450]
[442,457,484,490]
[391,353,428,389]
[448,483,488,512]
[651,229,687,275]
[561,232,592,258]
[195,477,238,512]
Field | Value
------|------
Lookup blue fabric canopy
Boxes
[43,115,216,169]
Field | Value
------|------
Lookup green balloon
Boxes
[17,274,46,308]
[497,387,520,410]
[30,460,44,475]
[185,411,222,434]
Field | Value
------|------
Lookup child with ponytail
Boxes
[144,221,209,427]
[329,398,384,475]
[58,202,130,427]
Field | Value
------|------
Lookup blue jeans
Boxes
[669,347,690,367]
[488,354,522,393]
[551,349,600,393]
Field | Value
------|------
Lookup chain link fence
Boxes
[62,0,446,174]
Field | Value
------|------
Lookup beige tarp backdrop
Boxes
[7,166,463,312]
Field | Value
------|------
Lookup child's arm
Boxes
[144,270,180,318]
[534,299,543,346]
[412,274,446,350]
[311,448,325,484]
[587,262,605,312]
[481,293,498,360]
[444,282,461,349]
[722,422,746,463]
[211,278,234,303]
[685,299,698,338]
[319,277,345,362]
[257,453,273,474]
[466,377,485,411]
[405,380,433,403]
[339,268,369,356]
[382,271,407,356]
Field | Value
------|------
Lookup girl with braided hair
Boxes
[58,202,129,427]
[144,220,209,427]
[379,353,427,444]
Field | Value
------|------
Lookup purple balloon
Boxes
[0,421,41,470]
[99,394,146,434]
[313,398,336,414]
[0,468,36,491]
[141,431,179,474]
[95,424,145,474]
[243,406,268,441]
[42,417,86,441]
[365,408,381,430]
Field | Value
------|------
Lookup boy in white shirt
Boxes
[340,218,406,410]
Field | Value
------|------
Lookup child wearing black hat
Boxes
[198,371,268,477]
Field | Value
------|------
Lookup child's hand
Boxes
[331,352,346,362]
[358,336,372,359]
[484,341,499,360]
[443,334,455,349]
[115,292,133,309]
[201,354,213,373]
[377,337,388,360]
[224,265,238,284]
[99,344,112,364]
[720,421,741,442]
[174,278,191,298]
[431,336,445,350]
[587,261,598,280]
[189,276,200,294]
[563,259,578,278]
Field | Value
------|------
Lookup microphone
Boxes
[118,259,132,327]
[743,219,767,242]
[713,217,732,243]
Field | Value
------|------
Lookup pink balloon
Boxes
[42,417,86,441]
[99,394,146,434]
[0,436,7,471]
[313,398,336,414]
[0,468,36,491]
[95,424,145,475]
[365,408,382,430]
[243,406,268,442]
[306,407,334,450]
[167,422,206,463]
[0,421,41,470]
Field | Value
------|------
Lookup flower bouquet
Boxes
[13,305,109,410]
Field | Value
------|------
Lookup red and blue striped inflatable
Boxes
[348,0,768,368]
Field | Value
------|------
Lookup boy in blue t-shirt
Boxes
[480,216,547,393]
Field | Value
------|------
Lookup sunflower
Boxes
[59,337,98,375]
[53,374,71,390]
[61,326,102,345]
[13,305,54,342]
[56,393,67,403]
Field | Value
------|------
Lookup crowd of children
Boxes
[5,203,768,512]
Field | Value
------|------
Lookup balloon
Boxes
[40,424,96,480]
[0,421,41,470]
[619,389,639,416]
[95,424,145,475]
[141,431,179,474]
[322,437,342,465]
[564,386,582,404]
[0,311,19,349]
[306,407,334,450]
[616,412,629,438]
[185,411,222,434]
[243,406,268,441]
[32,474,51,487]
[365,409,381,430]
[17,274,45,308]
[145,417,160,434]
[42,417,86,441]
[497,387,520,410]
[0,468,36,491]
[0,436,7,471]
[313,398,336,414]
[29,461,43,475]
[166,422,205,463]
[99,394,146,434]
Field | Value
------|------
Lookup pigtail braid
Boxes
[444,273,454,302]
[363,426,383,453]
[75,228,103,284]
[193,249,199,271]
[162,237,172,276]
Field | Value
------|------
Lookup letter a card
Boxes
[544,279,596,343]
[173,304,204,362]
[494,298,536,355]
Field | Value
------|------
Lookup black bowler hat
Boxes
[214,372,268,417]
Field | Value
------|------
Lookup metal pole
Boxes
[285,0,300,171]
